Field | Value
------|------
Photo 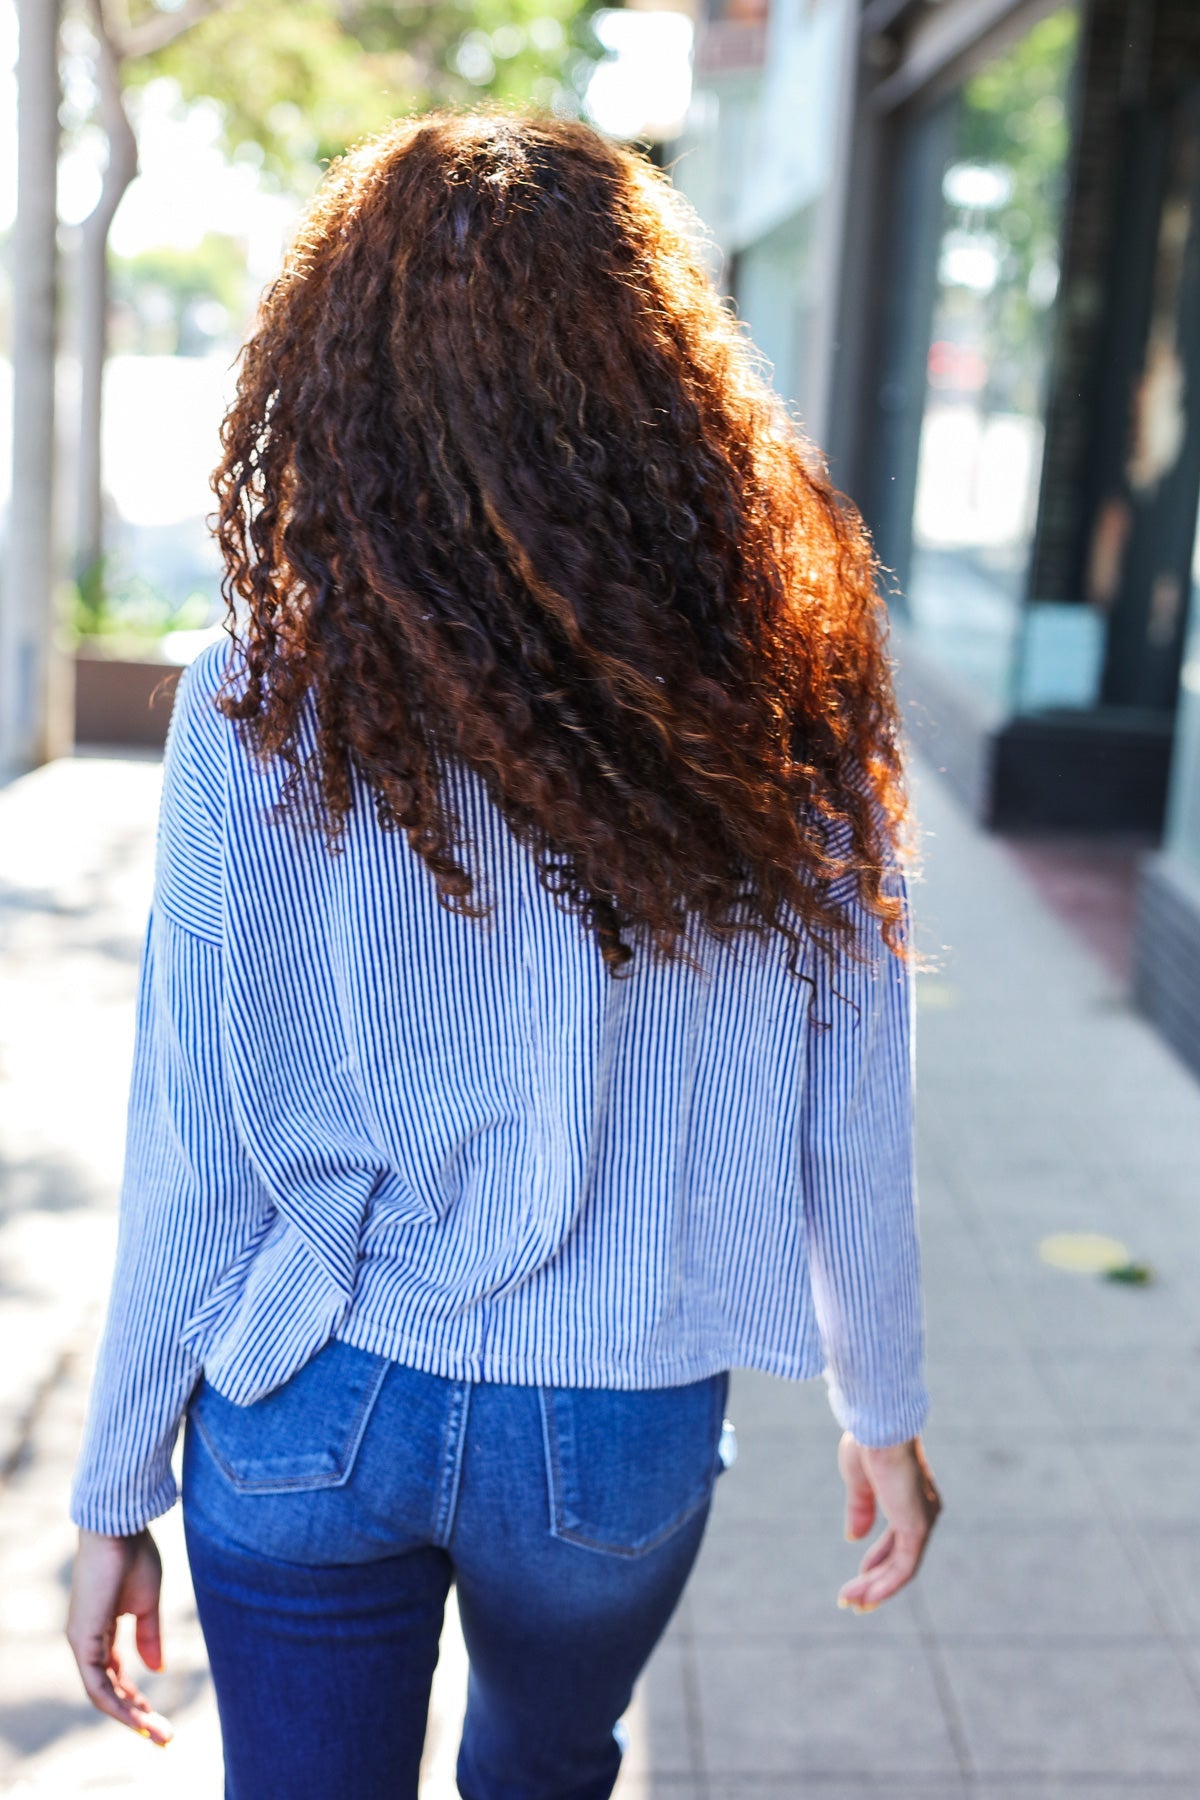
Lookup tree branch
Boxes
[116,0,231,62]
[84,0,138,205]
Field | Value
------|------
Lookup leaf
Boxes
[1101,1261,1155,1286]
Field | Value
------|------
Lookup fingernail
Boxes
[138,1728,152,1740]
[837,1596,850,1609]
[859,1602,878,1614]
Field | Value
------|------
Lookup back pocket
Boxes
[189,1338,391,1495]
[540,1372,728,1558]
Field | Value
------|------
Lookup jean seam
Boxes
[536,1385,563,1539]
[432,1380,472,1547]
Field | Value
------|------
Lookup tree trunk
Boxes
[1,0,65,774]
[74,8,137,595]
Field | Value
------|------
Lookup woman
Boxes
[67,111,940,1797]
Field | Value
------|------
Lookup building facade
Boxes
[673,0,1200,1077]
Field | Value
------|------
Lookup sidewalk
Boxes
[2,745,1199,1795]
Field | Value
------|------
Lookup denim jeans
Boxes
[180,1339,732,1799]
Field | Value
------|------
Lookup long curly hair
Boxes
[212,109,911,975]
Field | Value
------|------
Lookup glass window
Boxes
[905,8,1080,708]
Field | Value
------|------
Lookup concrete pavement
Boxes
[1,744,1199,1796]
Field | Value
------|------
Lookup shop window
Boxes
[905,8,1080,707]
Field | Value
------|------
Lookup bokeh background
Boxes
[2,2,1200,1794]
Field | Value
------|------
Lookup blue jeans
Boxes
[181,1339,731,1799]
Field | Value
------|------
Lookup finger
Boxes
[858,1526,895,1574]
[73,1651,173,1746]
[107,1647,173,1745]
[135,1607,163,1673]
[844,1480,876,1539]
[841,1537,923,1610]
[837,1436,875,1539]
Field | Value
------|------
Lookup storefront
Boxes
[828,0,1200,833]
[677,0,1200,1070]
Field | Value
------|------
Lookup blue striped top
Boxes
[70,640,928,1536]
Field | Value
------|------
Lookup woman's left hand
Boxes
[836,1432,941,1611]
[66,1528,174,1746]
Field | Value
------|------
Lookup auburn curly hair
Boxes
[212,109,912,975]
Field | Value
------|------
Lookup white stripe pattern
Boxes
[71,641,928,1536]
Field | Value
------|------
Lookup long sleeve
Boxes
[70,657,267,1535]
[799,854,929,1448]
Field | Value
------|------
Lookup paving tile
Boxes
[619,1636,695,1780]
[915,1183,991,1236]
[1134,1525,1200,1634]
[970,1192,1191,1271]
[918,1214,1001,1283]
[708,1427,844,1526]
[659,1585,694,1645]
[726,1368,838,1440]
[978,1195,1200,1296]
[915,1517,1162,1638]
[694,1641,961,1779]
[925,1125,1096,1191]
[916,1432,1105,1524]
[689,1512,921,1638]
[1102,1147,1200,1210]
[922,1348,1065,1435]
[610,1778,695,1796]
[708,1785,968,1799]
[975,1787,1200,1798]
[1041,1346,1200,1436]
[999,1266,1200,1352]
[943,1644,1200,1778]
[910,1165,968,1213]
[1085,1439,1200,1526]
[922,1273,1020,1353]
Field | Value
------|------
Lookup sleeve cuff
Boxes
[822,1369,930,1447]
[69,1470,179,1538]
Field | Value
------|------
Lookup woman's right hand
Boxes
[836,1432,941,1612]
[66,1528,174,1746]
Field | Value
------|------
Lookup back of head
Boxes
[214,109,908,971]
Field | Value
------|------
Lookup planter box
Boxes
[74,653,182,750]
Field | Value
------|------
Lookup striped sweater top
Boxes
[70,639,928,1536]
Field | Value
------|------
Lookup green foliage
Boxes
[931,5,1080,417]
[110,231,247,353]
[129,1,402,181]
[113,231,245,314]
[126,0,602,191]
[955,6,1079,403]
[959,5,1079,284]
[72,553,214,651]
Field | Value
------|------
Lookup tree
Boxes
[70,0,600,612]
[2,0,65,774]
[73,0,229,598]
